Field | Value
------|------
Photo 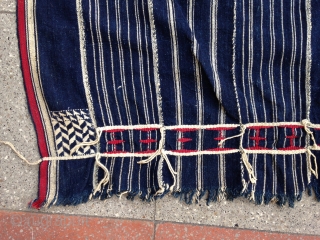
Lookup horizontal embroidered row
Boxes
[88,121,320,154]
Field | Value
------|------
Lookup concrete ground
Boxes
[0,1,320,238]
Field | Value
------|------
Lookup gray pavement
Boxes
[0,2,319,235]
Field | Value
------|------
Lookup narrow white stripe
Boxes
[280,0,286,120]
[115,0,132,125]
[167,0,183,126]
[241,0,250,121]
[96,121,320,131]
[164,124,238,129]
[298,0,303,120]
[118,157,124,192]
[126,0,140,124]
[134,0,150,124]
[141,0,157,123]
[268,0,278,121]
[232,0,242,123]
[38,146,320,161]
[96,0,114,124]
[259,0,267,121]
[114,0,134,190]
[305,0,312,119]
[106,0,122,124]
[248,0,258,121]
[290,0,297,121]
[27,0,56,155]
[147,0,164,125]
[99,124,161,131]
[88,0,106,125]
[244,149,306,155]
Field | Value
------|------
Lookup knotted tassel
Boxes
[240,147,257,184]
[137,127,177,192]
[302,119,317,148]
[306,148,318,179]
[218,125,246,146]
[90,153,110,199]
[302,119,318,179]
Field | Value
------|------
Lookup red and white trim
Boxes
[18,0,53,209]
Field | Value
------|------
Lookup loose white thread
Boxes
[302,119,317,147]
[118,191,129,199]
[240,147,257,184]
[302,119,318,179]
[90,153,110,199]
[137,127,177,192]
[0,141,42,165]
[217,125,257,184]
[218,125,246,146]
[306,148,318,179]
[239,125,257,184]
[70,128,102,155]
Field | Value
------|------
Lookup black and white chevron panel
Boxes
[51,109,96,156]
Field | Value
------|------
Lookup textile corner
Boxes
[16,0,320,209]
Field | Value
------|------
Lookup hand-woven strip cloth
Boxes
[16,0,320,208]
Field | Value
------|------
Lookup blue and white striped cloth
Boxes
[19,0,320,208]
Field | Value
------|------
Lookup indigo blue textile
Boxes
[19,0,320,208]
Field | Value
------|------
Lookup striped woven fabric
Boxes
[17,0,320,208]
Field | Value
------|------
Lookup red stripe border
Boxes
[17,0,49,209]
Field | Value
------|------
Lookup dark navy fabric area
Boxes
[310,0,320,123]
[244,154,308,206]
[98,156,160,200]
[152,0,233,126]
[55,158,95,206]
[36,0,88,111]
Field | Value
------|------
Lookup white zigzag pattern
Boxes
[51,109,95,156]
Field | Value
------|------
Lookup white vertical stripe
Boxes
[96,0,115,124]
[118,157,124,192]
[305,0,312,183]
[187,0,204,193]
[247,0,258,122]
[115,0,132,125]
[166,0,183,126]
[269,0,278,193]
[292,155,298,196]
[300,154,305,190]
[268,0,278,122]
[305,0,312,120]
[210,3,227,193]
[259,0,267,122]
[241,0,250,121]
[272,156,277,195]
[134,0,151,124]
[126,0,140,124]
[167,0,182,190]
[298,0,303,120]
[141,0,157,123]
[106,0,122,125]
[232,0,242,123]
[146,0,164,194]
[26,0,57,155]
[108,157,116,194]
[88,0,107,126]
[114,0,134,190]
[280,0,286,121]
[76,0,100,202]
[290,0,297,121]
[147,0,164,125]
